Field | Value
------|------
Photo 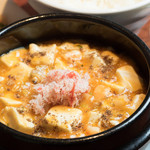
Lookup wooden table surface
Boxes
[138,16,150,48]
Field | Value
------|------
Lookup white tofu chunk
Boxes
[30,44,56,66]
[55,58,67,69]
[92,55,105,67]
[110,120,119,126]
[59,42,90,52]
[0,76,4,82]
[0,97,22,106]
[116,65,142,91]
[83,50,106,67]
[88,110,101,126]
[33,54,53,66]
[59,42,83,51]
[108,94,129,107]
[94,85,112,101]
[129,94,145,109]
[101,80,125,94]
[59,42,76,50]
[101,51,119,65]
[86,125,100,135]
[2,107,34,133]
[7,62,33,82]
[58,42,83,63]
[29,43,41,54]
[44,106,82,132]
[0,50,20,67]
[62,50,82,62]
[0,86,4,93]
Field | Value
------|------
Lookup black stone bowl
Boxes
[0,14,150,150]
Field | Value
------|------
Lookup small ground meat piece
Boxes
[30,69,90,114]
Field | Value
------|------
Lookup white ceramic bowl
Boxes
[29,0,150,31]
[34,0,150,14]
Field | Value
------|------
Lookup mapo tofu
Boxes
[0,40,146,138]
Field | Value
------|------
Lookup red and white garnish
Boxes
[30,69,90,114]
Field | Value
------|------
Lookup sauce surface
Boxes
[0,40,146,138]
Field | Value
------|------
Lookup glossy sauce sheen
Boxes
[0,40,146,138]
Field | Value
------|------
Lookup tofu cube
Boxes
[2,107,34,133]
[109,94,129,108]
[0,76,4,82]
[59,42,90,52]
[0,97,22,106]
[86,125,100,135]
[44,106,82,132]
[88,111,101,126]
[101,80,125,94]
[55,58,67,69]
[30,44,56,66]
[130,94,145,110]
[92,55,105,67]
[62,50,82,62]
[7,62,33,82]
[58,42,75,50]
[116,65,142,91]
[109,120,119,126]
[29,43,41,54]
[83,50,106,67]
[0,50,19,67]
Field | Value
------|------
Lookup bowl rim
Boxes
[0,13,150,148]
[36,0,150,14]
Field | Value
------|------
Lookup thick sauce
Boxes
[0,40,146,138]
